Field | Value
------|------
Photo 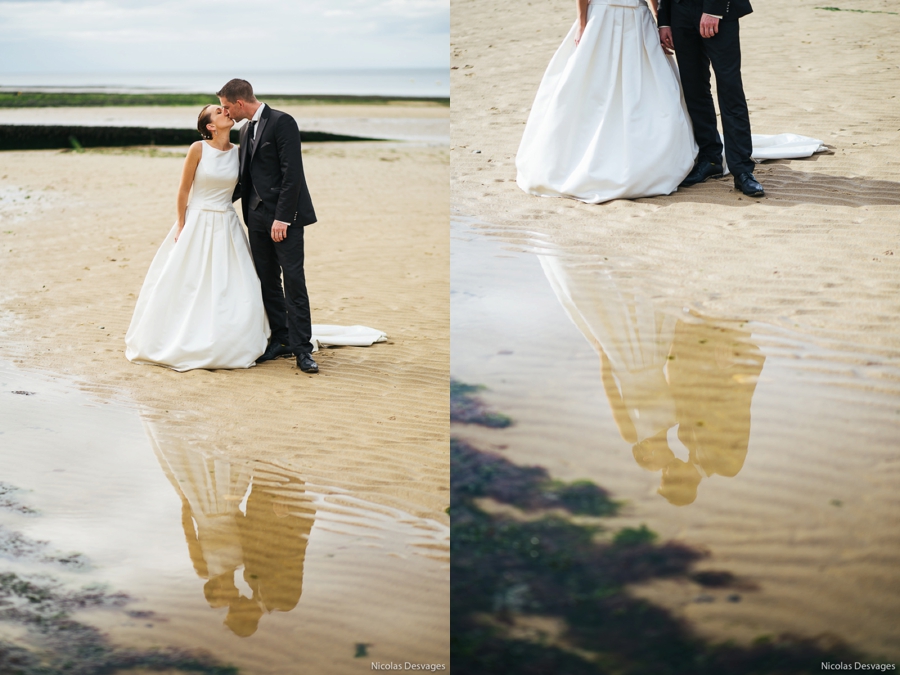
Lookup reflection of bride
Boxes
[150,431,315,635]
[540,254,765,505]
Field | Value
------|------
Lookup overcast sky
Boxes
[0,0,449,73]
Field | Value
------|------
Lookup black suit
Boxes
[658,0,755,176]
[234,105,316,355]
[657,0,751,26]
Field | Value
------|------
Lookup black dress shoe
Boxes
[734,172,765,197]
[257,341,292,364]
[296,353,318,373]
[679,159,724,187]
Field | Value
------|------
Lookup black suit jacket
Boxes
[658,0,752,27]
[233,105,317,229]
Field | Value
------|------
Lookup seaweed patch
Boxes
[450,399,864,673]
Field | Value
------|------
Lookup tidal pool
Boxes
[0,361,449,674]
[450,216,900,667]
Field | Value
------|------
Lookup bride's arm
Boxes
[175,142,203,241]
[647,0,659,19]
[575,0,589,45]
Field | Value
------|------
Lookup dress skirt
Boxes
[516,0,698,203]
[125,205,270,371]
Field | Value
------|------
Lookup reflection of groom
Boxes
[217,78,319,373]
[657,0,765,198]
[605,321,765,506]
[178,464,315,637]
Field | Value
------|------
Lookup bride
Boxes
[125,105,269,371]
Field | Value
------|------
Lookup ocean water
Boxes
[0,68,448,98]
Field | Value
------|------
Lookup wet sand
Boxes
[1,360,448,674]
[451,0,900,663]
[0,362,449,675]
[0,128,449,524]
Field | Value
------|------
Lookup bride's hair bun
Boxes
[197,105,215,140]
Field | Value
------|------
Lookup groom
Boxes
[217,79,319,373]
[658,0,765,197]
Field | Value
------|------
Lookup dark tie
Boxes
[248,120,258,152]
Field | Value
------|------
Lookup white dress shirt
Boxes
[249,102,266,140]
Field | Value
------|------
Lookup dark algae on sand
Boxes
[449,385,863,674]
[0,482,237,675]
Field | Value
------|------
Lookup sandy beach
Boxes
[0,94,449,668]
[451,0,900,663]
[0,108,449,523]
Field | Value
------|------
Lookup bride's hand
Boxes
[175,225,184,242]
[575,21,587,46]
[659,27,674,54]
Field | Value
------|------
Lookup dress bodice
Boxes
[189,142,239,212]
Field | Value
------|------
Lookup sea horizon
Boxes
[0,67,448,98]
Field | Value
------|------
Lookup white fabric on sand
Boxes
[310,325,388,351]
[750,133,827,161]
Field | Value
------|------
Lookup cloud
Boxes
[0,0,449,72]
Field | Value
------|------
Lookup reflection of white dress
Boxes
[151,431,252,579]
[540,254,677,442]
[125,142,270,371]
[517,0,697,203]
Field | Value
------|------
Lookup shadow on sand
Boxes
[654,158,900,208]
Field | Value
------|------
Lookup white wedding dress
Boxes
[517,0,827,204]
[125,142,270,371]
[517,0,697,203]
[125,142,389,372]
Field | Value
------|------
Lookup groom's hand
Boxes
[271,220,289,242]
[659,27,674,53]
[700,13,719,38]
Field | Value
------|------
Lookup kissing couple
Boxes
[126,79,380,374]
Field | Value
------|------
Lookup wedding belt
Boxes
[589,0,646,7]
[188,203,233,213]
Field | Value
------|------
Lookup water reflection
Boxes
[149,430,315,636]
[540,254,765,505]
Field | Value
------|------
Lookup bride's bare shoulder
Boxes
[183,141,205,162]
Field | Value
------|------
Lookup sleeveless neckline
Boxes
[203,141,235,153]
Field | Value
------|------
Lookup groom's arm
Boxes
[658,0,674,52]
[657,0,670,27]
[703,0,727,17]
[273,115,305,225]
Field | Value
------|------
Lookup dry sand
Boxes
[0,111,449,524]
[451,0,900,660]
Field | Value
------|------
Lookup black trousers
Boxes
[246,207,313,355]
[671,6,755,176]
